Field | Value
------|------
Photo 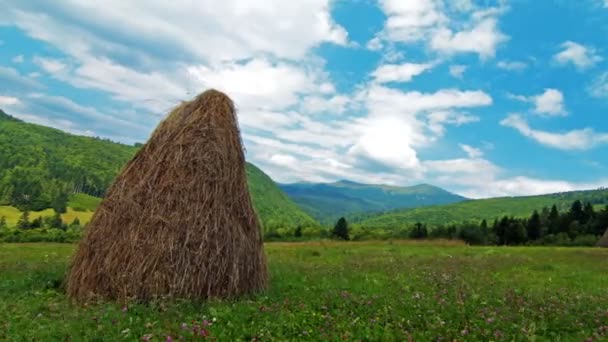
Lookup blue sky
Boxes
[1,0,607,198]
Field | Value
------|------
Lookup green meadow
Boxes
[1,242,606,341]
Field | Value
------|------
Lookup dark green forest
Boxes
[403,200,608,246]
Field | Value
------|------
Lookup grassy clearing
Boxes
[0,206,93,226]
[0,242,607,341]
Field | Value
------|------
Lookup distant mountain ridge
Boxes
[280,180,467,223]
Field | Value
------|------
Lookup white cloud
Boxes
[346,85,491,171]
[188,59,331,111]
[376,0,508,58]
[0,95,21,106]
[508,88,567,116]
[500,113,608,150]
[531,89,566,116]
[427,111,479,136]
[372,62,435,83]
[459,143,483,158]
[430,17,508,59]
[33,56,68,74]
[348,116,421,169]
[363,85,492,115]
[12,55,24,63]
[5,0,347,63]
[366,37,383,51]
[553,41,602,70]
[380,0,447,42]
[461,176,608,199]
[449,64,467,79]
[301,95,350,114]
[497,60,527,71]
[589,71,608,98]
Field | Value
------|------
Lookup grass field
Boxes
[0,206,94,226]
[1,242,607,341]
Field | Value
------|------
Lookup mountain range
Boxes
[280,180,467,223]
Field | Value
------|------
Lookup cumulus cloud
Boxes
[459,144,483,158]
[553,41,602,70]
[500,113,608,150]
[508,89,567,116]
[4,0,348,63]
[374,0,508,59]
[33,56,68,74]
[372,62,435,83]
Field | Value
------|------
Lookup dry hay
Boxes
[66,89,268,301]
[597,228,608,248]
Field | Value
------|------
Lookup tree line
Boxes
[384,200,607,246]
[270,200,608,246]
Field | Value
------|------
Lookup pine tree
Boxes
[30,216,43,229]
[17,210,30,230]
[570,200,584,223]
[410,222,428,239]
[294,225,302,238]
[548,205,560,234]
[505,220,527,245]
[0,216,6,229]
[49,213,65,230]
[332,217,349,240]
[495,216,510,245]
[51,190,69,214]
[527,210,542,241]
[582,202,595,225]
[70,217,81,227]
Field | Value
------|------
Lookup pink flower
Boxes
[200,329,208,337]
[166,336,173,342]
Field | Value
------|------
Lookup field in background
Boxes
[1,242,607,340]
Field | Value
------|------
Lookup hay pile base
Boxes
[67,89,268,301]
[597,228,608,248]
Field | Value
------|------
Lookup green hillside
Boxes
[359,189,608,228]
[280,180,466,223]
[0,110,317,230]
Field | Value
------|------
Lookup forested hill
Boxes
[0,110,318,230]
[0,110,138,210]
[359,189,608,228]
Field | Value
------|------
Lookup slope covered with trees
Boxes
[359,189,608,228]
[0,109,138,211]
[0,110,317,230]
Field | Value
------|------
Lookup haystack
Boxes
[597,228,608,248]
[67,89,268,301]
